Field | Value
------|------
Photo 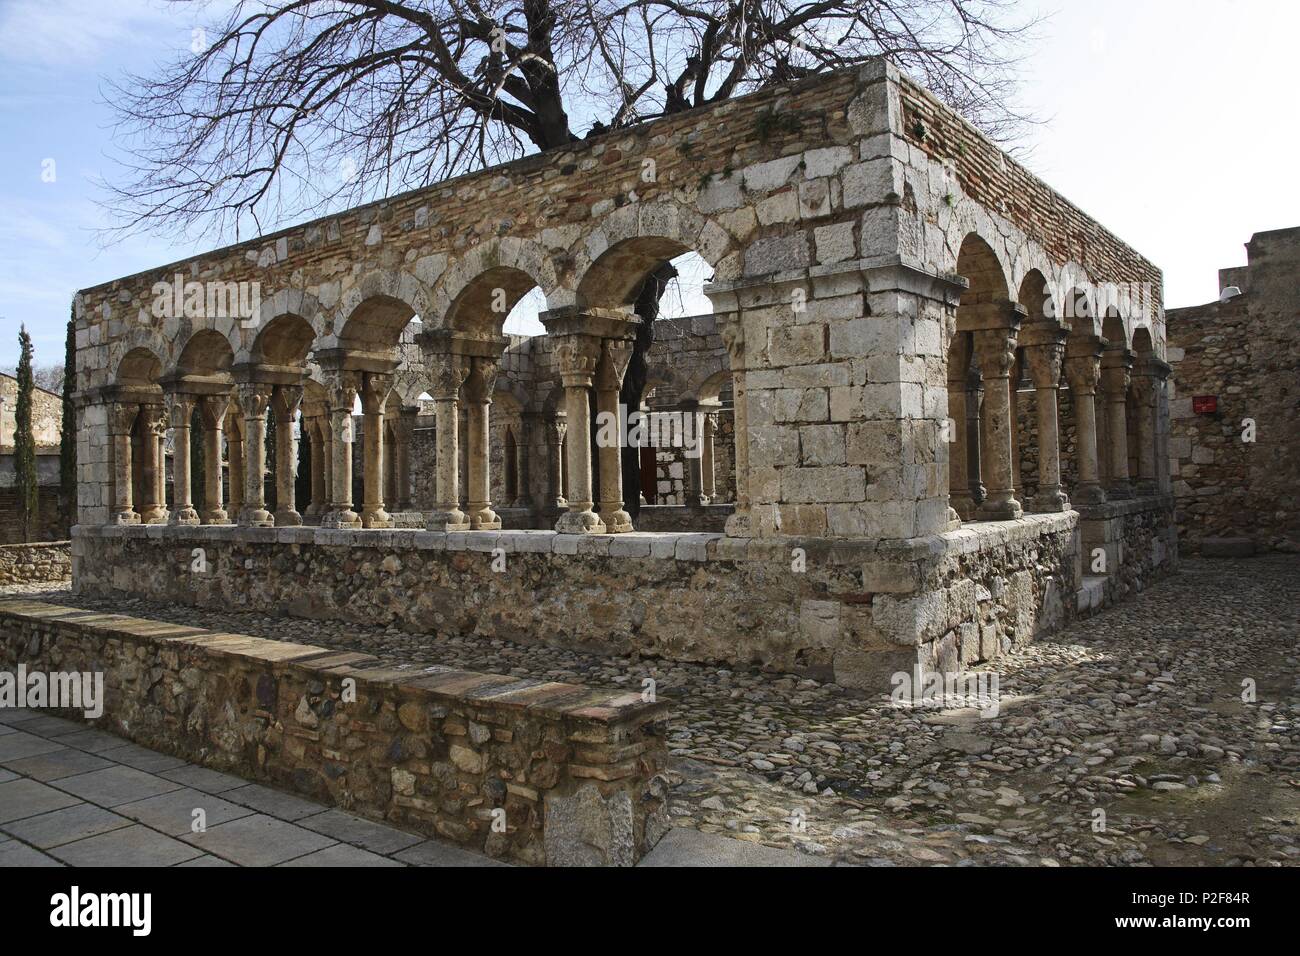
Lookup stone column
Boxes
[972,327,1023,520]
[681,401,706,508]
[1023,331,1070,513]
[108,402,140,525]
[701,410,718,503]
[423,351,470,531]
[165,392,200,525]
[462,357,501,531]
[396,407,417,511]
[1008,349,1024,501]
[137,403,169,525]
[1064,338,1107,507]
[225,408,245,518]
[1130,368,1158,495]
[966,368,987,510]
[358,372,394,528]
[947,334,975,521]
[1101,348,1134,500]
[552,334,604,533]
[547,415,567,509]
[595,338,634,533]
[272,383,303,526]
[321,370,361,529]
[512,414,535,509]
[235,382,273,526]
[198,396,230,524]
[305,417,328,517]
[719,318,751,537]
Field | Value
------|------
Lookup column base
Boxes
[1073,483,1107,507]
[976,495,1023,521]
[304,504,322,518]
[950,493,976,522]
[426,508,470,532]
[555,509,606,534]
[361,508,394,529]
[468,506,501,531]
[321,508,361,529]
[110,510,140,526]
[139,507,169,525]
[275,509,303,527]
[599,506,634,534]
[238,507,274,527]
[201,510,231,525]
[947,506,963,530]
[168,508,201,526]
[1031,489,1071,513]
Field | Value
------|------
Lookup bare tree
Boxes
[102,0,1036,241]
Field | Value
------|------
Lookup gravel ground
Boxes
[6,554,1298,867]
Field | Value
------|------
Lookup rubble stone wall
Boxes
[0,541,71,584]
[0,598,670,866]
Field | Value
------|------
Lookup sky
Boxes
[1,0,1297,372]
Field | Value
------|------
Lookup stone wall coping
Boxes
[1076,493,1176,521]
[0,540,72,550]
[0,599,669,731]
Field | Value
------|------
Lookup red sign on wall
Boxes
[1193,395,1218,414]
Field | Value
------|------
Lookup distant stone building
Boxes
[0,372,68,543]
[1166,227,1300,554]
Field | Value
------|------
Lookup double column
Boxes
[108,401,142,525]
[136,402,169,525]
[1100,346,1135,500]
[463,357,502,530]
[358,371,394,528]
[1130,356,1170,495]
[234,381,274,527]
[1064,336,1107,507]
[542,308,639,535]
[1022,328,1071,513]
[271,384,303,526]
[319,368,361,529]
[968,303,1025,521]
[163,391,200,525]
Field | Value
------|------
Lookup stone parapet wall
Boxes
[0,541,71,584]
[66,514,1141,693]
[1077,495,1179,609]
[0,599,670,866]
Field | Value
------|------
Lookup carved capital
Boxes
[360,372,393,415]
[426,352,469,401]
[552,334,602,387]
[164,392,196,428]
[972,328,1018,380]
[320,368,360,412]
[1064,353,1102,394]
[463,356,499,403]
[547,415,568,444]
[272,383,304,420]
[108,402,140,436]
[1101,349,1133,398]
[197,394,228,431]
[719,317,745,370]
[235,382,274,421]
[1023,340,1066,389]
[596,338,634,392]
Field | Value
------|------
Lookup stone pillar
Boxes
[972,326,1023,521]
[1023,330,1070,513]
[423,350,470,531]
[463,357,502,531]
[321,370,361,529]
[137,403,169,525]
[165,392,200,525]
[271,383,303,526]
[681,401,707,508]
[966,367,987,510]
[1101,348,1135,499]
[1130,368,1158,495]
[1064,338,1107,507]
[359,372,394,528]
[719,317,750,538]
[513,413,536,509]
[552,334,604,534]
[198,396,230,524]
[947,334,975,521]
[701,410,718,503]
[304,417,327,517]
[235,382,274,526]
[595,338,634,532]
[396,407,417,511]
[547,415,567,509]
[1008,349,1024,501]
[225,409,245,518]
[108,402,141,525]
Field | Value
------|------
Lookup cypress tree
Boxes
[14,325,38,541]
[59,310,76,532]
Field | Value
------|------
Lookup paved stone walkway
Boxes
[4,555,1298,866]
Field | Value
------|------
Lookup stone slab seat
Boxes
[0,598,672,866]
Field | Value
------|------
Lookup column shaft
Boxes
[973,328,1023,520]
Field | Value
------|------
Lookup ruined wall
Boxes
[1167,227,1300,553]
[0,541,71,584]
[0,599,670,866]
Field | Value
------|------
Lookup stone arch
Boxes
[333,270,428,351]
[238,288,325,361]
[573,202,730,309]
[443,265,546,339]
[114,344,165,388]
[954,232,1011,310]
[429,237,555,330]
[1018,270,1062,332]
[171,329,234,380]
[1101,310,1130,351]
[251,313,317,367]
[686,367,733,406]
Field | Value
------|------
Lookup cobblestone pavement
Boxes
[5,555,1298,867]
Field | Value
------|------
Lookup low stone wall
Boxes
[634,504,733,534]
[0,599,670,866]
[0,541,72,585]
[73,515,1105,692]
[1077,495,1179,608]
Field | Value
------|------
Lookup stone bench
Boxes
[0,599,671,866]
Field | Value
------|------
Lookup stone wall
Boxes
[0,374,62,449]
[0,541,71,584]
[70,515,1114,692]
[1167,227,1300,553]
[0,599,670,866]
